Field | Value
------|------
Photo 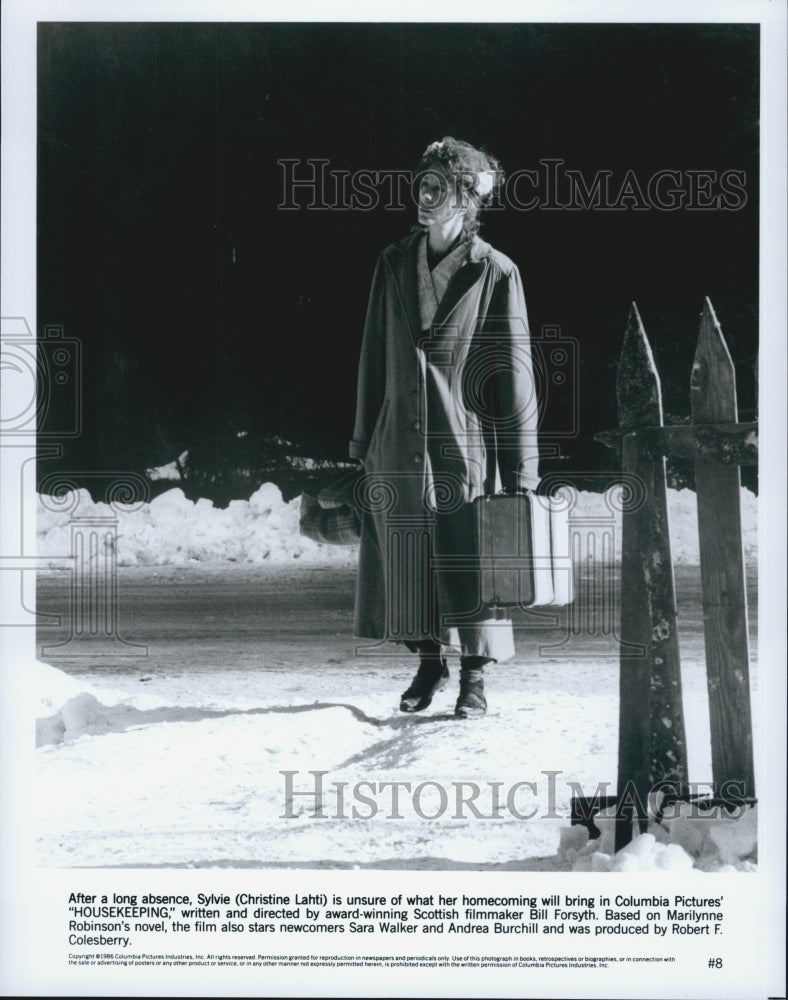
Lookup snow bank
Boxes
[36,483,758,568]
[575,485,758,565]
[36,483,357,567]
[35,659,171,746]
[558,802,757,873]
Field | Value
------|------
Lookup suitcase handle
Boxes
[490,487,534,497]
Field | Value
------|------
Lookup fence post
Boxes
[615,303,688,850]
[690,298,755,802]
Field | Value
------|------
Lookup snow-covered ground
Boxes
[34,484,759,872]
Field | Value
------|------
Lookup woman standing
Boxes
[350,137,540,718]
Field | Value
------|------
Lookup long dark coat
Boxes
[350,228,540,659]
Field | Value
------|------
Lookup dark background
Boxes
[37,22,759,503]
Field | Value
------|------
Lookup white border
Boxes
[2,2,785,997]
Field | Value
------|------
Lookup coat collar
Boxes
[387,227,493,263]
[384,229,492,342]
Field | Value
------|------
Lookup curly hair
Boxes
[415,136,503,238]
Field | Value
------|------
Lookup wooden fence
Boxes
[577,298,757,851]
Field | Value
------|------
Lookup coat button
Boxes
[412,420,420,431]
[413,453,423,464]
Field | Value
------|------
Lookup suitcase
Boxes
[474,492,573,609]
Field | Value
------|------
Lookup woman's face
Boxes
[417,167,466,228]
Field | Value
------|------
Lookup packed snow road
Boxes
[37,563,755,691]
[34,563,758,870]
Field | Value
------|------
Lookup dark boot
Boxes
[455,656,488,718]
[400,650,449,713]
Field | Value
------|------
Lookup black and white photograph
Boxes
[1,0,785,997]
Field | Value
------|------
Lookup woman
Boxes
[350,137,540,718]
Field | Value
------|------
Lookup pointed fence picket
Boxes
[690,299,756,804]
[614,303,689,849]
[575,298,757,851]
